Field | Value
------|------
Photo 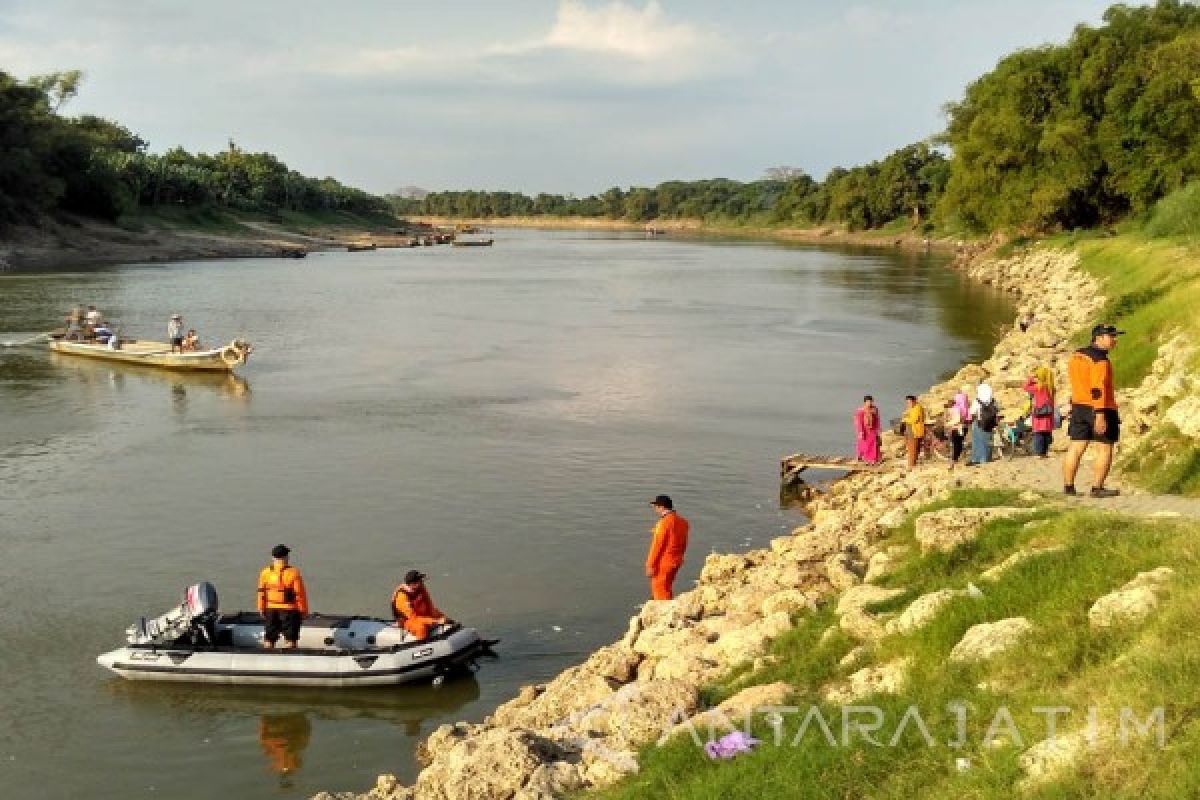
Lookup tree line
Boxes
[393,0,1200,234]
[0,69,387,225]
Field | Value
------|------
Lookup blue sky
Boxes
[0,1,1117,195]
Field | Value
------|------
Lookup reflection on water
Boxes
[45,352,252,400]
[107,677,481,787]
[260,713,310,784]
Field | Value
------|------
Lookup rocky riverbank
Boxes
[314,244,1197,800]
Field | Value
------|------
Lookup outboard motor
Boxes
[126,582,220,646]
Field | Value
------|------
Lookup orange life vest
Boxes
[391,584,442,622]
[257,564,308,613]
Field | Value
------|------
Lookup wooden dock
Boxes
[780,453,894,484]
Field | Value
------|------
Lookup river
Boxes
[0,229,1012,799]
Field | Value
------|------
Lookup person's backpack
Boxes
[978,400,999,432]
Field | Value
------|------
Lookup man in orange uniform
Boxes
[1063,324,1123,498]
[646,494,689,600]
[392,569,447,641]
[257,544,309,649]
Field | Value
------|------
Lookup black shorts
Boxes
[1068,405,1120,444]
[170,337,184,348]
[263,610,302,643]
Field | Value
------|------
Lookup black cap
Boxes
[271,544,290,559]
[650,494,673,510]
[404,569,426,584]
[1091,324,1126,339]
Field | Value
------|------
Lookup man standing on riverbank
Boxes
[646,495,689,600]
[1063,324,1123,497]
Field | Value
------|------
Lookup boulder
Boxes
[412,727,566,800]
[1018,731,1090,789]
[761,588,818,617]
[864,546,908,583]
[581,644,643,684]
[417,722,485,766]
[1165,394,1200,438]
[1088,567,1174,629]
[512,761,585,800]
[885,588,966,635]
[602,679,699,749]
[823,658,912,704]
[824,551,864,590]
[579,742,639,788]
[838,608,888,642]
[490,667,616,728]
[949,618,1033,663]
[699,553,752,584]
[914,507,1027,553]
[980,546,1064,582]
[703,611,792,667]
[835,584,906,615]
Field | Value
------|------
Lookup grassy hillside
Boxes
[590,491,1200,799]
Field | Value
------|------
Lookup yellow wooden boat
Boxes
[49,338,252,372]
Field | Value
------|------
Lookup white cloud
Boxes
[543,0,715,61]
[312,1,735,86]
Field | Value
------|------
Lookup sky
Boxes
[0,0,1119,196]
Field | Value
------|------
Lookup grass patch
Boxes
[1119,424,1200,497]
[589,493,1200,800]
[1072,234,1200,388]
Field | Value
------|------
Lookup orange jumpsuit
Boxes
[646,511,689,600]
[392,584,444,640]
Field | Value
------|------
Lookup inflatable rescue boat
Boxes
[97,583,495,688]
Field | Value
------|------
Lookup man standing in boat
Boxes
[168,313,184,353]
[391,570,447,641]
[646,494,689,600]
[257,544,309,649]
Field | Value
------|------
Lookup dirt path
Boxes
[944,451,1200,519]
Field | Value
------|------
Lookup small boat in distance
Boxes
[49,337,252,372]
[451,238,494,247]
[346,242,377,252]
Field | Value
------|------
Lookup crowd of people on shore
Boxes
[854,322,1124,498]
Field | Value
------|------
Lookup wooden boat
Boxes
[346,242,377,252]
[451,238,494,247]
[49,337,252,372]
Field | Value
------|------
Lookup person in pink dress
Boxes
[854,395,882,464]
[1023,366,1058,458]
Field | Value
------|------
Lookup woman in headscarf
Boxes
[946,386,971,468]
[1023,366,1057,458]
[854,395,882,464]
[968,382,996,465]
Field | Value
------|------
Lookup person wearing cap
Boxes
[1063,324,1124,497]
[391,570,447,641]
[257,544,309,649]
[168,314,185,353]
[646,495,690,600]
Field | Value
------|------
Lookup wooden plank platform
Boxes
[780,453,894,480]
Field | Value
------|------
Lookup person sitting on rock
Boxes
[391,570,448,641]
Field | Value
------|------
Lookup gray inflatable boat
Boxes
[97,583,495,688]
